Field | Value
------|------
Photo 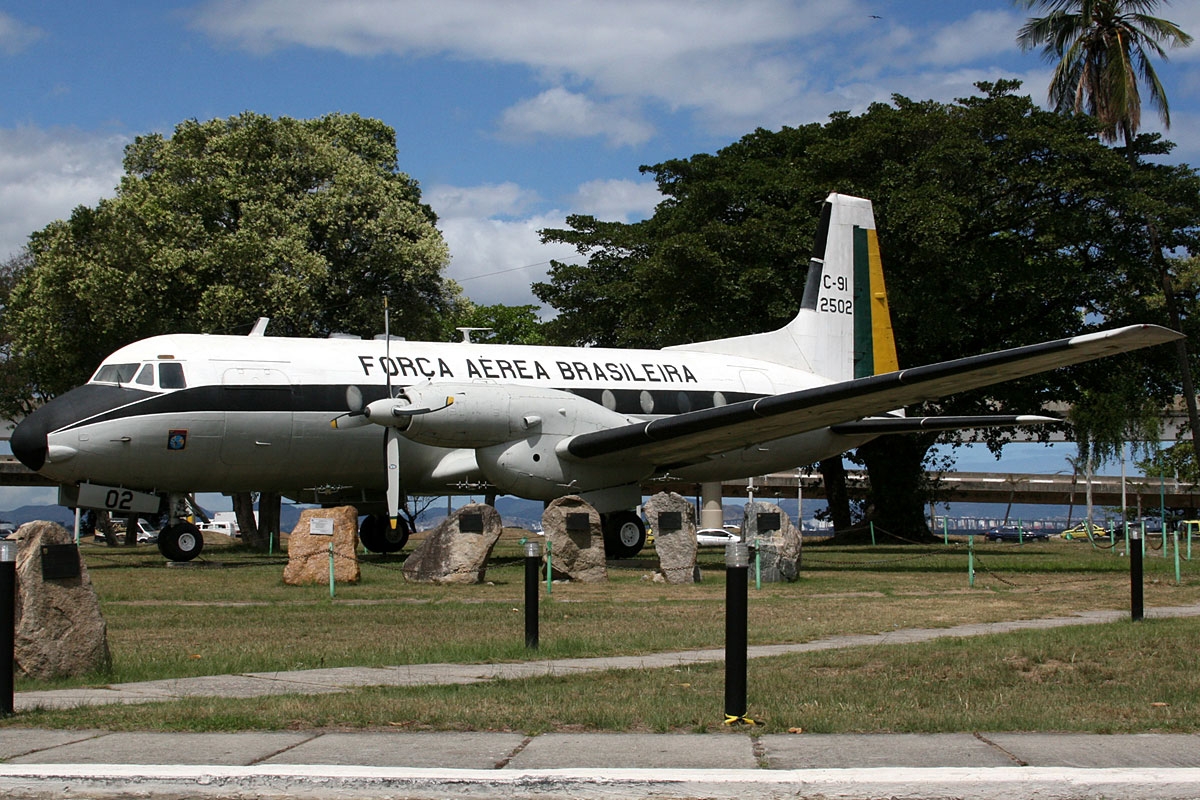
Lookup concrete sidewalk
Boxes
[4,605,1200,798]
[3,730,1200,798]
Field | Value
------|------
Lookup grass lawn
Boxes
[5,529,1199,734]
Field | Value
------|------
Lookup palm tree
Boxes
[1015,0,1193,146]
[1016,1,1198,475]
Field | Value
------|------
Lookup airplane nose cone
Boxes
[11,413,48,471]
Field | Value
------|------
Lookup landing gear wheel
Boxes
[602,511,646,559]
[359,513,410,553]
[158,521,204,562]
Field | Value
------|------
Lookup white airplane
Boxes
[10,194,1181,562]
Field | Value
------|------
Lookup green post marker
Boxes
[1189,523,1194,562]
[545,539,552,595]
[968,535,975,588]
[1018,522,1024,545]
[870,521,876,546]
[754,537,762,591]
[1175,529,1182,586]
[1122,523,1129,558]
[328,540,335,599]
[942,517,948,545]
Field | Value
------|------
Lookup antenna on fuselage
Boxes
[456,327,492,343]
[249,318,269,336]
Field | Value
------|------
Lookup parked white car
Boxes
[696,528,741,547]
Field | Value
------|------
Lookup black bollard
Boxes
[524,540,540,649]
[0,539,15,715]
[724,540,754,725]
[1130,525,1144,622]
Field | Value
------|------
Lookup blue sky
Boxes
[1,0,1197,508]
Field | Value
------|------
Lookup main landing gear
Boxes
[157,493,205,562]
[602,510,646,559]
[359,513,411,553]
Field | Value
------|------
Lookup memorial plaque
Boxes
[310,518,334,536]
[41,543,81,580]
[658,511,682,532]
[757,512,781,533]
[459,513,484,533]
[566,512,591,533]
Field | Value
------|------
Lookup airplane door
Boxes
[219,367,294,466]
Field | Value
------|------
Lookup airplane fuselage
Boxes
[13,331,870,512]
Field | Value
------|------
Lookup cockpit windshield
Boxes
[91,361,187,390]
[92,363,139,384]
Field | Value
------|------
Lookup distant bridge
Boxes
[3,456,1196,510]
[652,469,1199,509]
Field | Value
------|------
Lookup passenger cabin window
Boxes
[159,362,186,389]
[92,363,139,384]
[135,364,154,386]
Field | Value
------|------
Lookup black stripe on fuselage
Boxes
[41,383,766,433]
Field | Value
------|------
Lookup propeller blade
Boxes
[346,385,364,414]
[331,385,370,428]
[385,427,401,529]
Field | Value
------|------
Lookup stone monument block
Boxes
[741,501,802,582]
[12,521,111,680]
[645,491,699,583]
[541,496,607,583]
[402,503,502,584]
[283,506,361,585]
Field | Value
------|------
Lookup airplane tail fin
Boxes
[668,193,899,382]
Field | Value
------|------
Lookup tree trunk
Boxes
[857,435,935,542]
[259,492,281,551]
[233,492,264,549]
[818,457,852,531]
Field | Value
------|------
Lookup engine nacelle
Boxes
[372,381,633,450]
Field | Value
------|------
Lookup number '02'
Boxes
[820,298,853,315]
[105,489,134,511]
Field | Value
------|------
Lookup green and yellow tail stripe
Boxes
[853,226,899,378]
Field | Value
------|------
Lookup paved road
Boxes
[3,604,1200,798]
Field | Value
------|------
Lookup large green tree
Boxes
[1,112,458,410]
[537,82,1200,536]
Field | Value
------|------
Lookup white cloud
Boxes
[497,88,655,147]
[568,178,661,222]
[427,182,572,308]
[425,181,540,219]
[0,127,126,261]
[919,10,1023,67]
[191,0,863,137]
[427,178,661,310]
[0,11,43,55]
[437,213,577,310]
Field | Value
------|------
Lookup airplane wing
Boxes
[562,324,1181,467]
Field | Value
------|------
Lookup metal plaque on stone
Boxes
[757,512,781,533]
[41,544,81,581]
[658,511,682,532]
[460,513,484,533]
[566,513,591,533]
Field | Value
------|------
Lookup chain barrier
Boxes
[800,522,1162,590]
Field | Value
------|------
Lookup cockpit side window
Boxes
[159,362,186,389]
[92,363,139,384]
[135,364,155,386]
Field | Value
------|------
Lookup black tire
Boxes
[359,513,410,553]
[602,510,646,559]
[158,521,204,561]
